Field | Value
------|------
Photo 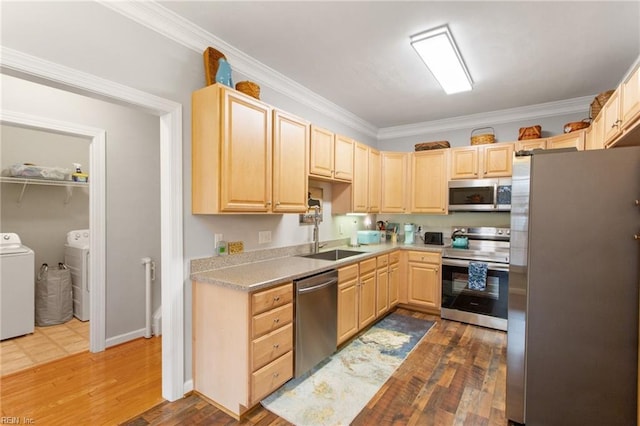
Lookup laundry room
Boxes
[0,123,91,373]
[1,123,90,274]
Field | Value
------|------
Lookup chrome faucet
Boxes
[312,206,321,253]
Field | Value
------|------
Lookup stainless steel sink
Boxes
[299,249,365,261]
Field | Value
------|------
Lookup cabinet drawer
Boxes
[251,350,293,404]
[252,303,293,339]
[376,254,389,268]
[389,251,400,264]
[407,251,441,264]
[360,258,377,274]
[251,282,293,315]
[339,263,359,282]
[252,323,293,371]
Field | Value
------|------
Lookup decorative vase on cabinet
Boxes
[215,58,233,87]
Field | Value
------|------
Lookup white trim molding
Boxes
[0,47,185,402]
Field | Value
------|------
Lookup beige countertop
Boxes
[190,242,445,292]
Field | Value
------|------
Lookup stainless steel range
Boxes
[441,226,510,331]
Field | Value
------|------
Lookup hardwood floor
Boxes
[0,336,163,425]
[124,309,507,425]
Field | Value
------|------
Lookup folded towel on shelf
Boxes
[468,262,488,291]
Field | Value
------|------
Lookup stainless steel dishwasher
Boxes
[294,269,338,377]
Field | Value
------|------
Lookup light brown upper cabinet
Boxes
[351,142,369,212]
[349,143,380,213]
[368,148,381,213]
[602,90,622,146]
[547,130,585,150]
[192,83,274,213]
[621,64,640,131]
[585,113,604,150]
[603,64,640,148]
[272,109,310,213]
[309,126,353,182]
[450,142,514,179]
[380,152,408,213]
[411,149,448,214]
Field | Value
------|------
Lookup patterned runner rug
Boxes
[261,312,435,425]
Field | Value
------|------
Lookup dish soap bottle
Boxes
[72,163,88,182]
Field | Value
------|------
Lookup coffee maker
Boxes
[404,223,415,244]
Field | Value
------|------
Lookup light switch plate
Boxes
[258,231,271,244]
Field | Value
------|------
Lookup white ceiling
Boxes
[159,1,639,131]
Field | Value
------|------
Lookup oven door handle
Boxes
[493,183,498,209]
[442,257,509,272]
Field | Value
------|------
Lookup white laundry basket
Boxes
[35,263,73,326]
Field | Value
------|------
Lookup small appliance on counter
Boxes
[357,230,381,245]
[424,232,443,245]
[404,223,415,244]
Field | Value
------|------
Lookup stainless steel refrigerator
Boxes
[507,146,640,425]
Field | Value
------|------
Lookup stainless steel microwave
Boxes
[448,178,512,211]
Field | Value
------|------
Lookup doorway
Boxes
[1,47,184,401]
[0,124,91,374]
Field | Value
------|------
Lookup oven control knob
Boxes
[507,230,511,235]
[497,230,503,235]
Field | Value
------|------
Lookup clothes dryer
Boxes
[64,229,90,321]
[1,233,35,340]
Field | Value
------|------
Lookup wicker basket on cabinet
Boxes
[203,47,226,86]
[590,90,614,119]
[470,127,495,145]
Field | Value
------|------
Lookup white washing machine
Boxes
[1,233,35,340]
[64,229,90,321]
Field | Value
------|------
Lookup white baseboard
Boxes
[183,379,193,395]
[105,328,148,348]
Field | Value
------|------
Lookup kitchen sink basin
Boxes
[299,249,365,261]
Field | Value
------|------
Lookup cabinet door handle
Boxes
[634,200,639,206]
[276,201,281,206]
[273,296,280,302]
[273,318,280,324]
[634,234,639,240]
[273,372,280,378]
[266,201,272,206]
[273,343,280,349]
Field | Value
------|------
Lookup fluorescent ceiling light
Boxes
[410,25,473,94]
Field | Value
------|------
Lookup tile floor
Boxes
[0,318,89,376]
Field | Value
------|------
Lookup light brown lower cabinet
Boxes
[388,251,400,307]
[376,255,389,317]
[193,281,293,418]
[358,258,377,329]
[337,263,359,345]
[337,252,402,346]
[406,251,442,313]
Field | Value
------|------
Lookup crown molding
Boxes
[98,1,596,142]
[98,1,379,138]
[377,95,593,140]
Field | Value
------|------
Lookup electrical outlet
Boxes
[214,234,223,247]
[258,231,271,244]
